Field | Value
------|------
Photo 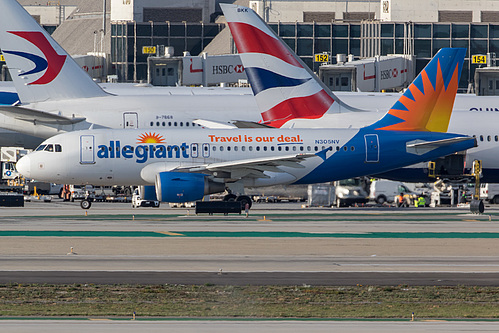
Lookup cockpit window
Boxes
[44,144,54,152]
[55,144,62,152]
[35,144,46,151]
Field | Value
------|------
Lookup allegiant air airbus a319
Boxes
[16,48,476,206]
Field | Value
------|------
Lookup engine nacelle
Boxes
[155,172,225,203]
[139,185,157,201]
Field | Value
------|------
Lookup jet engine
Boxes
[155,172,225,203]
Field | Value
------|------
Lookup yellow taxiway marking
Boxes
[157,231,185,236]
[462,219,479,222]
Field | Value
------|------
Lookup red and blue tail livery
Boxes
[0,0,107,103]
[222,3,351,127]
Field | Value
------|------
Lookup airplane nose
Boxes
[16,156,30,178]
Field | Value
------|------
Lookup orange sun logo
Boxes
[137,132,165,144]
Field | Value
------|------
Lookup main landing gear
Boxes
[223,193,252,209]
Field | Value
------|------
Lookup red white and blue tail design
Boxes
[0,0,108,103]
[221,4,359,128]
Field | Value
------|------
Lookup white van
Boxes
[370,180,412,204]
[480,183,499,204]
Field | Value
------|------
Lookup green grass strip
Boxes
[1,284,499,319]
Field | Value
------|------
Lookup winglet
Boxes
[221,4,361,128]
[371,48,465,132]
[0,0,108,103]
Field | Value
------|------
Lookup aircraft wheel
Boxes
[80,199,92,210]
[223,194,237,202]
[237,195,252,209]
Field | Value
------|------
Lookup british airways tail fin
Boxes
[0,0,108,103]
[371,48,465,132]
[220,4,361,128]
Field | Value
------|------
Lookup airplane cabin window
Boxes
[336,146,340,151]
[480,135,484,141]
[293,146,296,151]
[180,122,183,126]
[315,146,319,151]
[300,146,303,151]
[249,146,253,151]
[343,146,348,151]
[307,146,311,151]
[227,146,231,151]
[150,122,153,126]
[496,135,498,142]
[220,146,224,151]
[168,122,172,126]
[242,146,246,151]
[263,146,267,151]
[488,136,491,141]
[186,122,189,127]
[256,146,260,151]
[351,146,355,151]
[234,146,238,151]
[174,122,177,126]
[285,146,289,151]
[212,146,216,151]
[156,122,160,126]
[162,122,165,126]
[278,146,282,151]
[35,145,46,151]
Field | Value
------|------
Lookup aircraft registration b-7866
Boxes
[16,48,476,207]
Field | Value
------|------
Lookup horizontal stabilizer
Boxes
[231,121,275,128]
[0,106,86,125]
[193,119,275,129]
[193,119,237,129]
[406,137,476,155]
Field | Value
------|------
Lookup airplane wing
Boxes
[406,137,477,155]
[140,153,317,183]
[0,106,86,125]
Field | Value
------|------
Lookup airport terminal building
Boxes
[5,0,499,92]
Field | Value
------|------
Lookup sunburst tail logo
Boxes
[137,132,165,144]
[373,48,465,132]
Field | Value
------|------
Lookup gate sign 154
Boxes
[472,55,487,64]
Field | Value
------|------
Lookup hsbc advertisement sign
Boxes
[356,55,412,92]
[182,54,247,85]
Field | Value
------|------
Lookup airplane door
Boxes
[202,143,210,158]
[191,143,199,158]
[80,135,95,164]
[364,134,379,163]
[123,112,138,128]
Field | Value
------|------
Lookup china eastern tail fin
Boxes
[0,0,108,103]
[371,48,465,132]
[221,4,361,128]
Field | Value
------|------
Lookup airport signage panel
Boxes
[142,46,157,55]
[314,53,329,62]
[472,55,487,64]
